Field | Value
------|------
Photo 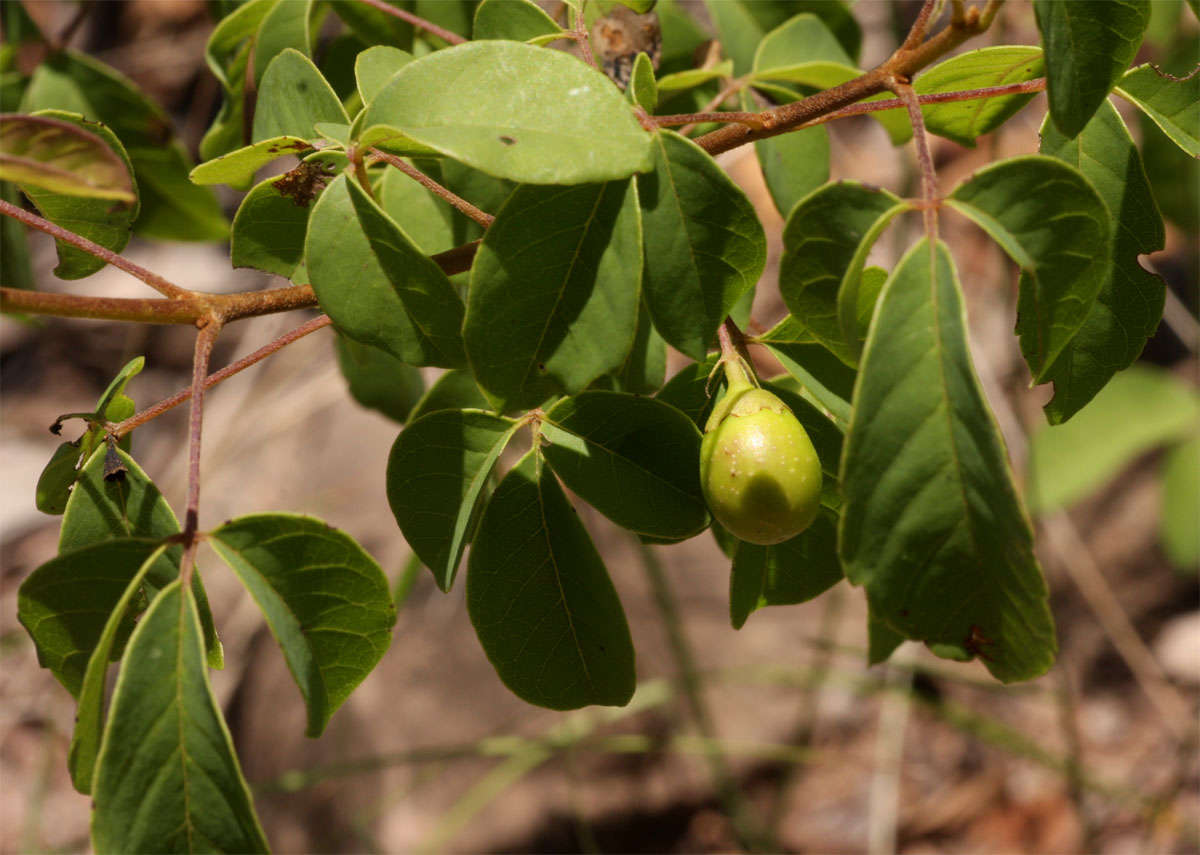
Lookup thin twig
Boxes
[890,80,939,240]
[350,147,378,202]
[370,149,494,228]
[799,78,1046,128]
[179,319,222,588]
[112,315,333,438]
[0,199,192,299]
[677,78,750,135]
[694,1,996,157]
[568,5,598,71]
[902,0,941,51]
[353,0,466,45]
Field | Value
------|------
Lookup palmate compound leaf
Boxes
[1034,0,1151,138]
[467,453,636,710]
[637,130,766,361]
[61,445,223,669]
[540,391,710,540]
[840,240,1056,683]
[387,410,522,591]
[363,40,653,185]
[209,514,395,737]
[464,179,642,411]
[307,173,466,368]
[945,155,1111,383]
[91,581,269,854]
[1038,100,1167,423]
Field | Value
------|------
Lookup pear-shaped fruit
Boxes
[700,385,822,545]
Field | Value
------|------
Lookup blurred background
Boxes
[1,1,1197,852]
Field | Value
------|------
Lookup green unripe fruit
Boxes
[700,385,822,546]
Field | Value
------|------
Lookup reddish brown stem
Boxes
[902,0,941,50]
[354,0,466,45]
[0,198,192,298]
[370,149,495,228]
[1,284,318,325]
[112,315,334,439]
[568,6,598,71]
[694,1,993,157]
[179,320,221,587]
[791,78,1046,129]
[890,79,939,239]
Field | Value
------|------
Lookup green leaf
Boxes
[408,369,491,423]
[628,51,658,112]
[125,144,230,241]
[210,514,396,737]
[68,544,165,794]
[472,0,563,42]
[656,62,733,93]
[913,46,1045,147]
[252,49,350,143]
[1038,101,1167,423]
[1027,365,1200,512]
[729,509,842,629]
[1162,435,1200,571]
[638,130,766,360]
[946,155,1111,382]
[21,50,226,242]
[840,240,1056,683]
[36,440,81,515]
[756,318,854,428]
[17,539,161,698]
[753,12,853,70]
[376,160,460,254]
[741,90,829,221]
[230,174,312,279]
[1114,63,1200,156]
[200,0,278,159]
[655,354,720,429]
[0,179,34,290]
[1034,0,1151,138]
[91,581,269,853]
[335,334,425,423]
[541,391,709,539]
[704,1,803,75]
[14,112,137,279]
[0,113,135,201]
[364,41,653,184]
[62,445,224,670]
[355,45,414,105]
[253,0,317,85]
[465,180,642,410]
[307,173,466,367]
[387,410,521,591]
[333,0,415,50]
[96,355,142,408]
[779,181,905,366]
[612,301,667,394]
[189,136,313,188]
[467,453,637,709]
[868,602,906,665]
